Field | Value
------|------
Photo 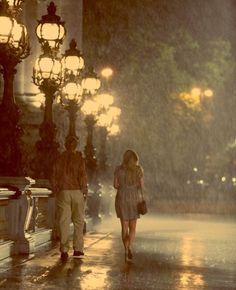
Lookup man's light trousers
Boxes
[57,189,85,253]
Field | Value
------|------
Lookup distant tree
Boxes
[83,0,236,198]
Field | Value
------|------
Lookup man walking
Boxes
[51,136,88,261]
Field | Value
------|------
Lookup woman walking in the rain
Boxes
[113,149,145,262]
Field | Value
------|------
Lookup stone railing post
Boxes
[0,176,35,254]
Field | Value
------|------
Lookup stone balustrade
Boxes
[0,176,56,261]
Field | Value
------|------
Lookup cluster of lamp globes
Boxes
[0,0,120,136]
[33,1,120,137]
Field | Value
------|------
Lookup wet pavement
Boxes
[0,214,236,289]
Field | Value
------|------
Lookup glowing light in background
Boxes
[97,113,113,127]
[95,93,114,109]
[221,176,226,182]
[62,55,84,74]
[81,99,99,116]
[101,67,113,79]
[62,82,83,101]
[179,87,214,109]
[107,106,121,120]
[204,89,213,97]
[108,124,120,136]
[191,87,201,98]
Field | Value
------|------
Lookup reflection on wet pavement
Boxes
[0,214,235,289]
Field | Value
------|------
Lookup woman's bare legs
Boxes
[120,219,129,251]
[120,219,137,260]
[128,219,137,248]
[128,219,137,257]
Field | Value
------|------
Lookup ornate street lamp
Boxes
[94,93,114,111]
[59,39,84,140]
[97,107,121,219]
[60,75,83,139]
[81,100,99,179]
[97,106,121,173]
[82,66,101,96]
[31,2,65,179]
[31,43,63,178]
[81,99,101,223]
[100,67,113,91]
[97,114,113,173]
[36,1,65,51]
[31,1,65,179]
[0,0,29,176]
[80,66,101,177]
[61,38,84,78]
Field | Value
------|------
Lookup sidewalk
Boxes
[0,215,236,290]
[0,230,115,290]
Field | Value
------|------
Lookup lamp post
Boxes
[31,1,65,179]
[81,68,101,224]
[97,105,120,219]
[81,100,99,182]
[97,105,121,174]
[61,77,83,139]
[101,67,113,91]
[98,121,120,218]
[60,39,84,139]
[81,67,101,176]
[94,93,114,172]
[0,0,29,176]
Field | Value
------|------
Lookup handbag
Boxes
[137,189,147,215]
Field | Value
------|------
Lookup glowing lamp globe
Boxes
[62,82,83,103]
[82,66,101,95]
[0,16,14,43]
[95,93,114,109]
[204,89,213,97]
[101,67,113,79]
[11,20,27,48]
[97,113,113,127]
[107,106,121,119]
[33,51,62,86]
[36,1,65,49]
[108,124,120,136]
[81,100,99,116]
[62,39,84,77]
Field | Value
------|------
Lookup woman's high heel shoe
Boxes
[125,249,132,262]
[125,249,129,262]
[128,248,133,260]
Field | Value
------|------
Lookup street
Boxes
[0,214,236,289]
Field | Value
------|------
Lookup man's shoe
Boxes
[73,250,84,258]
[61,252,68,262]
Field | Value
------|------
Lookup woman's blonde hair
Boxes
[121,150,141,185]
[122,149,139,169]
